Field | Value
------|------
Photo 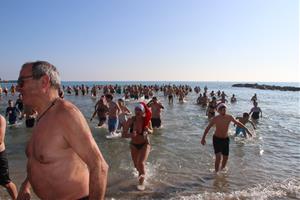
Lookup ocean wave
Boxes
[173,178,300,200]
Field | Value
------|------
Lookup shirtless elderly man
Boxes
[16,61,108,200]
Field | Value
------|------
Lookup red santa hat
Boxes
[135,102,152,128]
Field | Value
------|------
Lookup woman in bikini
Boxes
[122,102,153,190]
[206,97,217,119]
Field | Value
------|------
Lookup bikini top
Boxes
[130,116,145,135]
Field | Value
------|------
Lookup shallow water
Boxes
[0,82,299,199]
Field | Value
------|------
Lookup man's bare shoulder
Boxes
[214,114,233,121]
[54,99,84,122]
[54,100,91,137]
[226,114,234,119]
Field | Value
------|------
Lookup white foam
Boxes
[173,178,300,200]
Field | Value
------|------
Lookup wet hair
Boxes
[22,61,61,89]
[105,93,113,100]
[243,112,249,118]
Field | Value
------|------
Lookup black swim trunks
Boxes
[213,135,229,156]
[0,150,11,186]
[78,196,89,200]
[151,118,161,128]
[25,117,35,128]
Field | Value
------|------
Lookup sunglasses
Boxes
[17,75,34,88]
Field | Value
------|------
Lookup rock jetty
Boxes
[232,83,300,91]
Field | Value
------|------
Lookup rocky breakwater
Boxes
[232,83,300,91]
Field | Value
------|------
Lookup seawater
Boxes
[0,81,299,200]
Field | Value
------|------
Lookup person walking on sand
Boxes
[122,102,153,190]
[0,115,18,200]
[16,61,108,200]
[200,103,253,172]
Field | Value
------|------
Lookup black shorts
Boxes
[213,135,229,156]
[78,196,89,200]
[151,118,161,128]
[0,150,11,186]
[25,118,35,128]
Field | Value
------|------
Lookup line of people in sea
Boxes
[0,61,263,199]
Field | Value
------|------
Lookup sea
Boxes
[0,81,299,200]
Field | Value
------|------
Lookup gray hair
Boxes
[22,61,61,89]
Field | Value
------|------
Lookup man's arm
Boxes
[122,118,132,138]
[231,116,253,137]
[159,103,164,109]
[94,101,99,111]
[248,120,256,129]
[17,177,31,200]
[144,121,153,135]
[61,104,108,200]
[0,115,6,146]
[201,118,215,145]
[90,110,97,121]
[115,102,121,114]
[5,108,9,117]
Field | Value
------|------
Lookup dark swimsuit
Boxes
[208,104,216,116]
[252,112,260,120]
[0,150,11,186]
[213,135,229,156]
[130,117,149,150]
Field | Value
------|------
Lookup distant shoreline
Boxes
[0,80,16,83]
[232,83,300,91]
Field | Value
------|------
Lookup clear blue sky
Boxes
[0,0,298,82]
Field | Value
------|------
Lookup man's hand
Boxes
[17,185,31,200]
[201,138,206,145]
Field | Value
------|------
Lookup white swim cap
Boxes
[135,103,145,113]
[217,103,227,111]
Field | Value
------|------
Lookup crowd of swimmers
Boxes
[0,72,263,199]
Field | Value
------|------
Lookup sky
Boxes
[0,0,299,82]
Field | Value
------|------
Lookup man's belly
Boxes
[28,158,89,199]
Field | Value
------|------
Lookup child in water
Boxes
[235,113,256,137]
